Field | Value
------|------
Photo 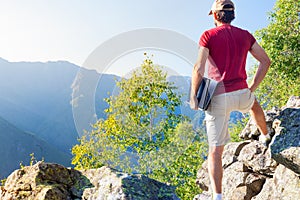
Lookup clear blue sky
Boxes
[0,0,276,76]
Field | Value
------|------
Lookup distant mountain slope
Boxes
[0,57,242,179]
[0,58,80,152]
[0,116,71,179]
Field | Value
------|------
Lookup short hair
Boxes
[215,4,235,24]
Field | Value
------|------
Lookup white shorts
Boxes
[204,88,255,146]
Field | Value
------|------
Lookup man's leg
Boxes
[208,145,224,195]
[249,99,268,135]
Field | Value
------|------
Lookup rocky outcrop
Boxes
[195,96,300,199]
[0,162,179,200]
[1,97,299,200]
[0,161,91,200]
[81,167,179,200]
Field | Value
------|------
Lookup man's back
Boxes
[200,25,256,93]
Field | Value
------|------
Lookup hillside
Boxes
[0,116,71,179]
[0,58,79,152]
[0,96,299,199]
[0,57,242,180]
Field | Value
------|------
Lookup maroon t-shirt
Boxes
[199,24,256,94]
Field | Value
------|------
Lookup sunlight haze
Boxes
[0,0,276,76]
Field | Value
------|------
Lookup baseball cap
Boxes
[208,0,235,15]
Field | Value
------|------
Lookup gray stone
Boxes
[222,141,250,169]
[195,96,300,200]
[238,141,278,175]
[0,162,179,200]
[222,161,250,198]
[223,162,266,199]
[0,161,90,199]
[271,147,300,175]
[270,107,300,174]
[195,161,210,191]
[253,164,300,199]
[251,178,274,200]
[284,95,300,108]
[193,191,212,200]
[272,164,300,199]
[81,166,179,200]
[239,107,279,140]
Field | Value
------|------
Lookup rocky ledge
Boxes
[194,96,300,200]
[1,96,299,200]
[0,162,179,200]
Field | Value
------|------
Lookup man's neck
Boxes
[215,21,231,27]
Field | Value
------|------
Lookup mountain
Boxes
[0,58,119,178]
[0,116,71,179]
[0,58,79,152]
[0,57,243,179]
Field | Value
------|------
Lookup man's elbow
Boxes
[262,56,271,70]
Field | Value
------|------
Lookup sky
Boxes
[0,0,277,76]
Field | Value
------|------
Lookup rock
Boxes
[196,141,250,192]
[223,162,266,199]
[222,141,250,169]
[271,147,300,175]
[195,161,210,192]
[0,161,92,200]
[222,161,251,198]
[0,162,179,200]
[284,95,300,108]
[81,166,179,200]
[270,107,300,175]
[194,96,300,199]
[241,96,299,141]
[193,191,212,200]
[238,141,278,176]
[252,164,300,199]
[239,107,279,140]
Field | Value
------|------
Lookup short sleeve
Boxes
[199,31,210,48]
[247,31,256,47]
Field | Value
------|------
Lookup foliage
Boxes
[0,178,6,186]
[150,121,208,200]
[72,57,185,172]
[253,0,300,109]
[72,56,208,199]
[229,115,249,142]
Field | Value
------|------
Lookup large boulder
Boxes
[270,101,300,174]
[0,161,91,200]
[252,164,300,199]
[0,162,179,200]
[239,108,279,140]
[81,167,179,200]
[195,96,300,199]
[238,141,278,176]
[196,142,268,200]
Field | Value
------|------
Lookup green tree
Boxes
[72,57,208,199]
[73,57,184,173]
[150,121,208,200]
[253,0,300,109]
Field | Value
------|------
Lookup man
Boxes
[190,0,271,199]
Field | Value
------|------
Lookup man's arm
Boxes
[190,46,209,110]
[249,42,271,92]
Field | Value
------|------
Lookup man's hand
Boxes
[190,94,199,110]
[249,42,271,92]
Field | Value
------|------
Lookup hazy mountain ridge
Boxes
[0,58,242,179]
[0,58,120,178]
[0,115,71,179]
[0,58,80,152]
